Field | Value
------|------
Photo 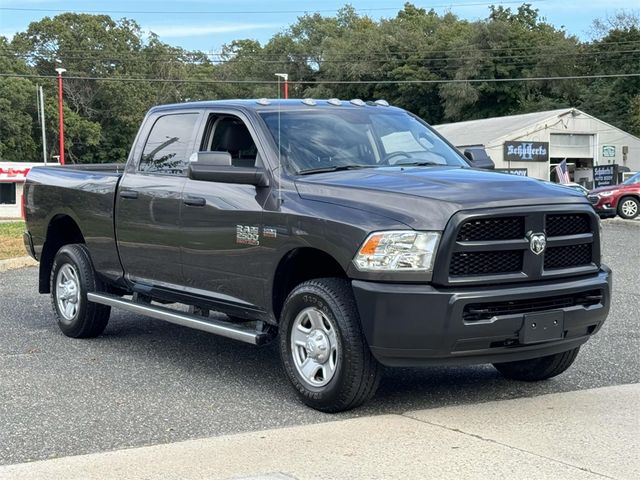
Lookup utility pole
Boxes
[275,73,288,99]
[55,67,66,165]
[37,85,47,165]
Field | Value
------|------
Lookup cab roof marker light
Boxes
[256,98,271,106]
[302,98,317,106]
[327,98,342,106]
[350,99,366,106]
[375,99,390,107]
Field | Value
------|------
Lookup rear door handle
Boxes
[184,196,206,207]
[119,190,138,199]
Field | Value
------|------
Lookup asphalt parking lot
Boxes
[0,219,638,466]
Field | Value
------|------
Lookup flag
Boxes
[555,159,570,184]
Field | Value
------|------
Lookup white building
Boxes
[0,162,58,219]
[434,108,640,186]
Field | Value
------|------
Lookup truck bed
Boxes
[25,164,125,283]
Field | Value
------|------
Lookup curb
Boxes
[0,256,38,272]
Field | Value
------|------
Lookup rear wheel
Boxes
[493,347,580,381]
[618,197,639,220]
[50,244,111,338]
[279,278,381,412]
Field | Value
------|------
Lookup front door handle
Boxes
[119,190,138,199]
[184,196,206,207]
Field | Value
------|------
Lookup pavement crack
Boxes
[401,413,616,480]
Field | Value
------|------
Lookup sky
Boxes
[0,0,639,52]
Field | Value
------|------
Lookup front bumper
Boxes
[352,267,611,367]
[589,195,617,216]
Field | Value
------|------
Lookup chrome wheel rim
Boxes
[56,264,80,322]
[290,307,339,387]
[621,200,638,218]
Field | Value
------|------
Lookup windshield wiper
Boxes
[297,165,378,175]
[393,161,446,167]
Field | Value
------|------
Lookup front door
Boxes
[116,111,202,287]
[180,112,271,310]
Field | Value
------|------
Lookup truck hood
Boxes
[295,167,587,230]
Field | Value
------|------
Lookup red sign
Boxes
[0,167,31,182]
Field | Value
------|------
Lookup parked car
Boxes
[588,172,640,219]
[23,99,611,412]
[561,183,589,196]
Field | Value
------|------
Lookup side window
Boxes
[139,113,199,175]
[202,115,258,168]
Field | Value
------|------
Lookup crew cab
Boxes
[23,99,611,412]
[588,172,640,219]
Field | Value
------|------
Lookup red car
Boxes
[588,172,640,219]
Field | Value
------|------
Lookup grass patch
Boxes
[0,221,26,260]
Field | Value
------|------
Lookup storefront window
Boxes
[0,183,17,204]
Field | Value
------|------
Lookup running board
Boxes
[87,292,270,345]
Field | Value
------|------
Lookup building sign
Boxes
[495,168,528,176]
[602,145,616,158]
[503,141,549,162]
[593,164,619,188]
[0,167,31,182]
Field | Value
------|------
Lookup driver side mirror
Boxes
[463,148,495,170]
[188,151,270,187]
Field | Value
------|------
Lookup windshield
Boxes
[259,109,468,174]
[623,172,640,185]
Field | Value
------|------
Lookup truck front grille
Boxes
[450,251,522,276]
[456,217,524,242]
[546,213,590,237]
[544,243,592,270]
[437,206,600,286]
[462,290,603,322]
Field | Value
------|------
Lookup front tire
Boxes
[617,196,639,220]
[50,244,111,338]
[493,347,580,381]
[279,278,381,412]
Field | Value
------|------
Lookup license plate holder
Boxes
[519,311,564,344]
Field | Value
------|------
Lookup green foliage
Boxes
[0,4,638,163]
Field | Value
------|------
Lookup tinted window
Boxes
[139,113,199,175]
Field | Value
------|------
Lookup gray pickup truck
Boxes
[23,99,611,411]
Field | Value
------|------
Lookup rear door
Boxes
[116,110,202,287]
[180,110,271,310]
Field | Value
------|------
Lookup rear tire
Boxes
[279,278,381,412]
[50,244,111,338]
[493,347,580,381]
[617,196,639,220]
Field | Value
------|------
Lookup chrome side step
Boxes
[87,292,270,345]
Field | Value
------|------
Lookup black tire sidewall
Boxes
[50,245,97,337]
[279,284,352,408]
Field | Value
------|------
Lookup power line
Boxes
[3,40,639,59]
[0,1,546,16]
[1,72,638,85]
[2,47,638,65]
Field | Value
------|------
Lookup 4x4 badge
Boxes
[527,231,547,255]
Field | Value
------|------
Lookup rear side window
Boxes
[139,113,199,175]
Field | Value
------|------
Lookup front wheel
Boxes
[618,197,639,220]
[279,278,381,412]
[51,244,111,338]
[493,347,580,381]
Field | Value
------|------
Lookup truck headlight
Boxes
[598,191,614,197]
[353,231,440,272]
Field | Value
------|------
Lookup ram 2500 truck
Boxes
[23,99,611,412]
